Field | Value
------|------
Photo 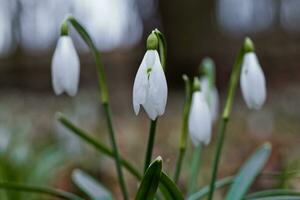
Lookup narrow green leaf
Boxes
[246,196,300,200]
[225,143,272,200]
[0,181,83,200]
[159,172,184,200]
[135,157,162,200]
[72,169,112,200]
[245,189,300,199]
[188,176,234,200]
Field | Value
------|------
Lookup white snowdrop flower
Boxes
[52,36,80,96]
[200,77,219,122]
[133,50,168,120]
[188,91,212,146]
[240,52,266,110]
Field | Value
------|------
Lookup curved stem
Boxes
[207,40,250,200]
[57,113,142,180]
[0,182,84,200]
[66,16,108,103]
[64,16,128,199]
[144,119,158,173]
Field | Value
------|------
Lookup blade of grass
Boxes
[225,143,272,200]
[245,189,300,199]
[188,176,234,200]
[0,181,84,200]
[72,169,112,200]
[159,172,184,200]
[56,112,141,180]
[135,157,162,200]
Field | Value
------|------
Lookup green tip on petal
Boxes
[244,37,255,53]
[146,31,159,50]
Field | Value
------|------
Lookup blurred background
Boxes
[0,0,300,199]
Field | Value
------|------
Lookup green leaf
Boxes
[72,169,112,200]
[225,143,272,200]
[245,189,300,199]
[159,172,184,200]
[245,196,300,200]
[135,157,162,200]
[188,176,234,200]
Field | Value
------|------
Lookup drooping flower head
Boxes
[240,52,266,110]
[188,78,212,146]
[51,35,80,96]
[133,50,168,120]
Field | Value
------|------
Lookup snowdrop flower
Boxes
[188,91,212,146]
[200,77,219,122]
[133,50,168,120]
[52,36,80,96]
[240,52,266,109]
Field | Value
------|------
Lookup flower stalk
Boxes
[188,144,202,195]
[173,75,192,182]
[144,119,158,172]
[141,29,167,172]
[207,37,254,200]
[61,15,128,199]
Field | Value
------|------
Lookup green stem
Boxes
[188,144,202,195]
[173,75,192,183]
[144,119,158,173]
[207,38,254,200]
[57,113,178,200]
[63,16,128,199]
[66,16,108,103]
[0,182,84,200]
[103,103,129,199]
[173,148,185,183]
[57,112,142,180]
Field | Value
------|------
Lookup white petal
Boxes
[240,52,266,109]
[51,36,80,96]
[210,88,219,122]
[133,50,151,115]
[188,91,212,146]
[142,50,168,120]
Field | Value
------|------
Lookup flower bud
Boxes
[133,50,168,120]
[52,36,80,96]
[188,90,212,146]
[240,52,266,109]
